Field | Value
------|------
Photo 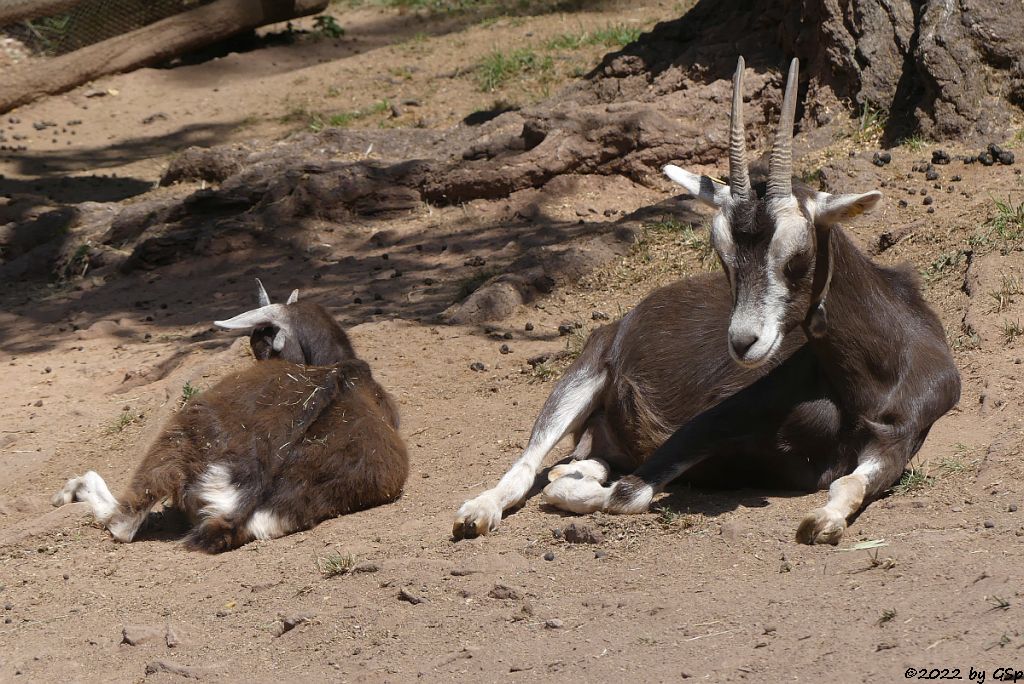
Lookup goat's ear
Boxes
[286,289,299,305]
[663,164,732,208]
[214,304,288,330]
[255,278,272,307]
[812,191,882,226]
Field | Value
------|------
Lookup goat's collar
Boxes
[804,225,833,339]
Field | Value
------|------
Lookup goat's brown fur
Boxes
[56,296,408,553]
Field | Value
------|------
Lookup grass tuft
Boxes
[1001,318,1023,345]
[892,465,933,494]
[316,550,357,578]
[897,134,927,151]
[108,408,141,434]
[877,608,897,626]
[180,381,199,406]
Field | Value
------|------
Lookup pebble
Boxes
[594,550,607,559]
[951,174,962,181]
[121,624,165,646]
[557,324,573,336]
[544,619,564,629]
[398,588,424,605]
[923,196,933,206]
[525,322,534,331]
[979,152,995,166]
[925,169,939,181]
[273,612,314,636]
[488,584,521,600]
[1009,504,1017,513]
[464,255,486,267]
[33,399,42,407]
[983,520,995,529]
[591,311,610,321]
[469,361,486,372]
[502,332,513,339]
[499,344,511,354]
[871,151,891,166]
[543,551,555,561]
[898,199,908,208]
[931,149,951,165]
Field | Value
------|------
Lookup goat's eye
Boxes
[783,254,810,282]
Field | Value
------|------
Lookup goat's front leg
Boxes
[453,362,610,539]
[796,442,906,545]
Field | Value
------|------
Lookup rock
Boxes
[931,150,950,165]
[122,624,164,646]
[464,255,486,267]
[352,562,380,574]
[450,568,479,576]
[871,151,891,166]
[999,151,1015,165]
[923,196,933,205]
[499,344,511,354]
[544,618,564,629]
[1009,504,1018,513]
[591,310,610,321]
[543,551,556,561]
[558,324,573,336]
[141,112,168,125]
[33,399,42,407]
[469,361,486,372]
[979,152,995,166]
[594,550,608,559]
[562,522,604,545]
[525,322,534,331]
[398,588,424,605]
[983,520,995,528]
[144,661,201,679]
[272,612,314,637]
[925,169,939,181]
[488,584,521,600]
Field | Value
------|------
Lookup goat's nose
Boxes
[730,330,759,358]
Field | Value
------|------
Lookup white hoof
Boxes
[453,493,503,539]
[795,507,847,545]
[542,476,610,514]
[548,458,610,483]
[52,476,84,507]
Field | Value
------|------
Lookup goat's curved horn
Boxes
[286,289,299,305]
[729,56,751,202]
[768,58,800,198]
[255,278,271,307]
[214,303,289,330]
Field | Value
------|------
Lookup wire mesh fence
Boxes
[1,0,214,58]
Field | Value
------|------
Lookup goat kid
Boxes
[53,281,408,552]
[453,57,960,544]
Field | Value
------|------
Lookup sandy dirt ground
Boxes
[2,2,1024,681]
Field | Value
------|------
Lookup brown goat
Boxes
[53,282,408,552]
[453,58,960,544]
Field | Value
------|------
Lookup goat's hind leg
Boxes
[453,326,615,539]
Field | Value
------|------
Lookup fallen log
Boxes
[0,0,329,114]
[0,0,88,26]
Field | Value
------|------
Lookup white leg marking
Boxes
[246,509,291,540]
[107,510,148,543]
[548,458,610,483]
[542,476,612,514]
[454,366,608,536]
[52,471,120,522]
[796,460,878,545]
[195,463,240,519]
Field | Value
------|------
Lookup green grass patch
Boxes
[644,216,716,267]
[545,23,642,50]
[181,381,200,405]
[853,102,886,142]
[897,134,927,151]
[1001,318,1023,345]
[107,408,141,434]
[476,48,552,92]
